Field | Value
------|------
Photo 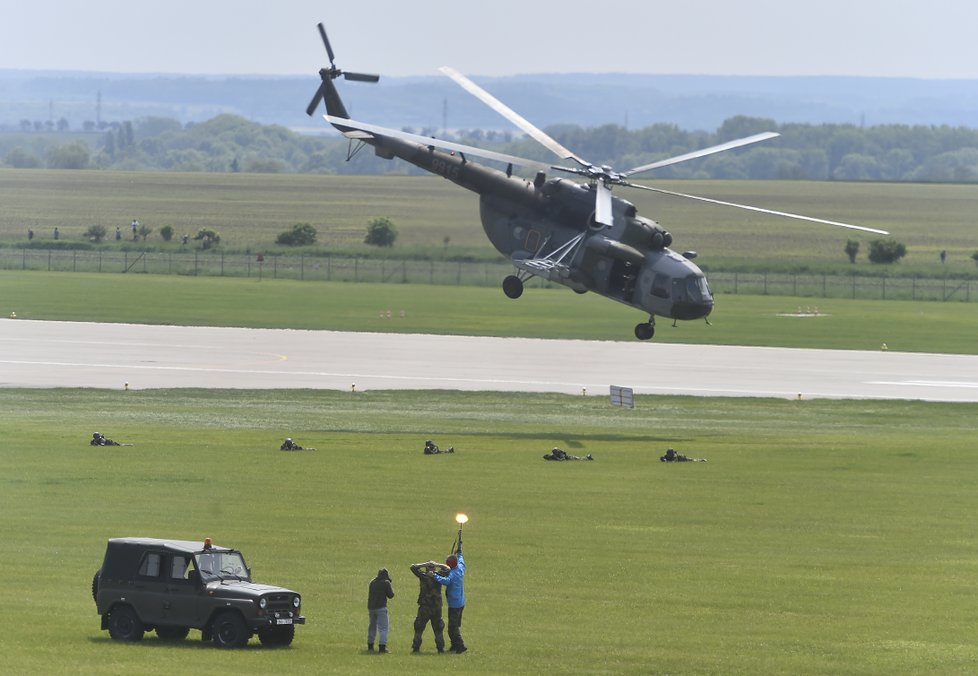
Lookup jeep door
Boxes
[132,549,170,625]
[161,554,202,626]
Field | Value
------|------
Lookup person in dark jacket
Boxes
[543,447,593,461]
[90,432,121,446]
[424,439,454,454]
[280,437,303,451]
[367,568,395,653]
[410,560,449,653]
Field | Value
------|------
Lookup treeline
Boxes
[4,113,978,182]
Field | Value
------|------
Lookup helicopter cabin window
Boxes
[651,273,670,299]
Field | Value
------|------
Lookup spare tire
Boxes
[91,570,101,604]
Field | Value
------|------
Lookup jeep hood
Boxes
[206,580,296,596]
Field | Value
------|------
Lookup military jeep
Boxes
[92,537,305,648]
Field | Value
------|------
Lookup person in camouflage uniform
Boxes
[409,560,448,653]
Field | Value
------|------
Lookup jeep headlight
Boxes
[259,597,268,609]
[292,595,301,609]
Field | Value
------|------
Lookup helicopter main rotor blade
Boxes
[623,132,781,177]
[323,115,552,171]
[626,183,890,235]
[317,23,336,65]
[439,66,590,168]
[343,71,380,82]
[306,81,327,116]
[594,181,614,227]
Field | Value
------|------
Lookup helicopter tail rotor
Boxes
[306,22,380,116]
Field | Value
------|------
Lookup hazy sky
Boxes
[2,0,977,79]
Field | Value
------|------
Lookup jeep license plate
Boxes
[276,619,293,625]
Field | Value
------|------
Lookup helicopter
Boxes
[305,23,889,340]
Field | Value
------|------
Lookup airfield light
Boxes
[455,513,468,525]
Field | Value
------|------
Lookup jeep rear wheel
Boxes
[212,611,249,648]
[156,625,190,641]
[258,624,295,647]
[91,570,100,603]
[108,606,144,642]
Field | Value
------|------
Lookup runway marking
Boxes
[869,380,978,389]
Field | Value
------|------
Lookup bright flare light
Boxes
[455,513,469,525]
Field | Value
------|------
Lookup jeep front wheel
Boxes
[258,624,295,647]
[212,611,249,648]
[108,606,144,642]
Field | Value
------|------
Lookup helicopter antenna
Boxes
[306,23,380,116]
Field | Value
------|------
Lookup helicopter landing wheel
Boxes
[634,322,655,341]
[502,275,524,299]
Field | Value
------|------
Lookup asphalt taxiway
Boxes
[2,319,977,402]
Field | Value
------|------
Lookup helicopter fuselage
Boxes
[364,131,714,323]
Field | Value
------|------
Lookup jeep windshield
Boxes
[195,550,251,582]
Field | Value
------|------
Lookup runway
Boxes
[2,318,978,402]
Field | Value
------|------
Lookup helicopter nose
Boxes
[671,298,714,321]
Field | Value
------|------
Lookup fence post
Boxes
[48,251,51,271]
[73,250,77,272]
[194,252,198,276]
[301,255,305,281]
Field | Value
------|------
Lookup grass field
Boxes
[2,388,977,674]
[3,270,978,353]
[3,169,978,275]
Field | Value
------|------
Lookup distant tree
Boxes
[159,225,174,242]
[56,117,69,132]
[85,225,107,243]
[276,223,318,246]
[138,224,153,241]
[46,142,90,169]
[867,239,907,264]
[193,228,221,249]
[364,217,397,247]
[844,239,860,264]
[5,147,40,168]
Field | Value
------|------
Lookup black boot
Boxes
[379,644,388,653]
[367,643,374,652]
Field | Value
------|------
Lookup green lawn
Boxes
[3,169,978,275]
[1,389,976,674]
[3,270,977,352]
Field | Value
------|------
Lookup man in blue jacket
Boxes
[433,542,467,653]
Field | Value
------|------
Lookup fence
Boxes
[1,248,974,302]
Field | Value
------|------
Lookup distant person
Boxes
[131,219,139,240]
[115,226,122,241]
[90,432,121,447]
[53,227,59,240]
[940,249,947,264]
[543,447,592,461]
[27,228,33,241]
[280,437,303,451]
[660,447,706,462]
[367,568,395,653]
[433,542,467,653]
[424,439,454,455]
[410,560,448,653]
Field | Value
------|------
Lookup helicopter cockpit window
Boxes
[651,274,670,299]
[686,275,712,301]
